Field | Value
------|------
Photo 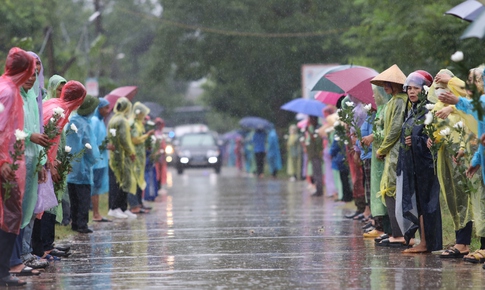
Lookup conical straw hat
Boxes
[370,64,407,87]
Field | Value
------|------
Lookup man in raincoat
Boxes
[128,102,154,214]
[66,95,100,233]
[0,47,35,286]
[107,97,136,219]
[266,128,282,178]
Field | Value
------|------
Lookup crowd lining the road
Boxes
[0,48,169,286]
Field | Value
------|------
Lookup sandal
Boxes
[42,254,61,261]
[464,249,485,263]
[1,275,26,286]
[440,247,469,259]
[9,266,41,276]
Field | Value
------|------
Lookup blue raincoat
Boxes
[266,129,282,173]
[90,100,109,194]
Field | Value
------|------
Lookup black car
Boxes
[174,132,222,174]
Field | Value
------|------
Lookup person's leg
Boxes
[21,216,35,261]
[362,159,372,218]
[92,194,100,220]
[384,195,405,242]
[68,183,79,231]
[77,184,92,231]
[30,217,43,257]
[41,212,56,253]
[340,167,352,202]
[0,229,18,278]
[9,229,24,268]
[311,157,323,196]
[454,221,472,252]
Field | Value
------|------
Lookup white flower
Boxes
[425,104,435,110]
[85,143,92,150]
[344,140,349,145]
[135,109,141,115]
[424,112,434,125]
[363,104,372,112]
[439,127,451,137]
[147,120,155,126]
[60,113,65,119]
[65,146,72,153]
[453,121,463,129]
[14,129,28,141]
[334,135,340,141]
[0,103,4,113]
[109,128,117,137]
[53,107,64,116]
[451,51,464,62]
[345,101,354,107]
[70,123,78,133]
[313,134,318,138]
[336,109,341,114]
[50,117,55,123]
[334,121,340,127]
[423,85,430,93]
[151,135,157,143]
[299,136,305,142]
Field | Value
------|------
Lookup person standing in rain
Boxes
[266,128,282,178]
[253,126,267,178]
[286,125,301,181]
[153,117,168,196]
[371,64,409,247]
[0,47,36,286]
[66,95,100,234]
[305,116,323,196]
[107,97,136,219]
[129,102,154,214]
[90,98,111,222]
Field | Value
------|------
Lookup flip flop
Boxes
[440,247,469,259]
[9,266,41,276]
[463,249,485,263]
[1,275,26,286]
[42,254,61,261]
[93,217,112,222]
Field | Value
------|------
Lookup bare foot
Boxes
[403,243,428,253]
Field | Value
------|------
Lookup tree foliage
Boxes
[0,0,483,129]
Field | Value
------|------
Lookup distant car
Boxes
[174,132,222,174]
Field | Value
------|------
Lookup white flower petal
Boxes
[65,146,72,153]
[85,143,92,149]
[451,51,464,62]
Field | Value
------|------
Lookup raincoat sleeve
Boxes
[0,85,16,168]
[472,150,481,168]
[83,122,100,166]
[377,97,406,156]
[120,120,136,155]
[131,123,150,145]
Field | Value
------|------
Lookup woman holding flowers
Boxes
[436,67,484,259]
[0,47,35,286]
[396,71,442,253]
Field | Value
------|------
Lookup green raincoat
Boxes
[376,93,407,199]
[20,87,42,228]
[108,97,137,194]
[44,75,66,101]
[130,102,151,191]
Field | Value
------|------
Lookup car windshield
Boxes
[180,134,215,146]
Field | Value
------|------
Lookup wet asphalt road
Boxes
[20,167,485,289]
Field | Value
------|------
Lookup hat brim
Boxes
[78,98,100,116]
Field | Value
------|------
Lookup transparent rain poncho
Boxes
[428,71,474,231]
[108,97,136,194]
[130,102,151,190]
[376,91,408,199]
[90,98,110,194]
[44,74,66,101]
[266,128,282,173]
[0,47,35,234]
[20,86,43,228]
[370,85,391,216]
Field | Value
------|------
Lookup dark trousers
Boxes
[41,212,56,252]
[128,186,143,208]
[255,152,266,176]
[9,228,23,267]
[68,183,91,231]
[310,157,323,195]
[109,168,128,211]
[385,195,403,238]
[339,166,352,202]
[0,229,17,278]
[456,221,473,245]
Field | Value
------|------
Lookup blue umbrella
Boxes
[222,130,243,140]
[239,116,273,130]
[280,98,326,118]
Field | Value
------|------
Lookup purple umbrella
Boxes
[445,0,484,22]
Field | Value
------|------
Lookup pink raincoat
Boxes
[0,47,35,234]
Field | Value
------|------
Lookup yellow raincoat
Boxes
[376,93,407,198]
[108,97,137,194]
[429,75,477,231]
[131,102,151,191]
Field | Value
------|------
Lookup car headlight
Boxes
[206,149,220,157]
[165,145,174,154]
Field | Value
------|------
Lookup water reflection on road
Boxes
[24,167,485,289]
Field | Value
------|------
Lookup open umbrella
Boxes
[222,130,243,140]
[239,116,273,130]
[445,0,484,22]
[280,98,326,117]
[309,64,354,92]
[324,66,379,109]
[143,101,164,118]
[314,91,345,106]
[105,86,138,111]
[461,9,485,38]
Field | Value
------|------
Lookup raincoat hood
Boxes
[114,97,132,117]
[46,74,67,100]
[4,47,35,86]
[94,97,109,119]
[132,102,150,120]
[372,84,390,107]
